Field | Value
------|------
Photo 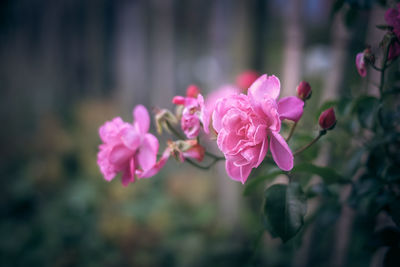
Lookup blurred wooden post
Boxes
[281,0,304,96]
[149,0,175,109]
[209,0,240,228]
[114,1,148,115]
[327,11,352,267]
[293,6,351,267]
[84,1,105,96]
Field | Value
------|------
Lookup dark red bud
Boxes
[236,70,259,91]
[186,85,200,98]
[296,81,312,101]
[319,108,336,130]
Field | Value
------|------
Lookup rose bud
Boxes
[168,140,205,163]
[363,47,375,64]
[319,107,336,130]
[186,84,200,98]
[155,109,178,134]
[296,81,312,100]
[172,96,185,105]
[236,70,259,91]
[355,51,367,77]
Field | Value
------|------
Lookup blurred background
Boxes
[0,0,395,266]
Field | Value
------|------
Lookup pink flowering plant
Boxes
[95,4,400,249]
[96,68,340,242]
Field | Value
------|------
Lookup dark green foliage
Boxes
[263,183,307,242]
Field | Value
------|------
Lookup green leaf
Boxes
[384,165,400,182]
[353,95,379,129]
[291,162,346,184]
[368,227,400,249]
[376,24,393,30]
[331,0,345,17]
[243,169,285,196]
[389,199,400,227]
[344,7,358,27]
[384,247,400,267]
[243,163,346,196]
[263,183,307,242]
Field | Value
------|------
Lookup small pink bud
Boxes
[186,85,200,98]
[183,143,205,162]
[172,96,185,105]
[355,51,367,77]
[363,47,375,64]
[296,81,312,100]
[236,70,259,91]
[168,140,205,163]
[319,108,336,130]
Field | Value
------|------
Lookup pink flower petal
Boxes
[137,134,158,171]
[277,96,304,122]
[256,137,268,167]
[133,105,150,134]
[121,127,141,151]
[121,158,135,186]
[388,42,400,60]
[109,145,133,171]
[137,148,170,178]
[99,117,127,143]
[172,96,185,105]
[97,145,116,181]
[356,52,367,77]
[248,74,281,102]
[226,159,252,184]
[385,7,399,27]
[206,85,240,112]
[197,94,210,134]
[269,131,293,171]
[182,144,205,162]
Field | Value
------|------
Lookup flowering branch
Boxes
[185,157,221,170]
[286,121,298,142]
[165,120,186,140]
[293,130,326,156]
[379,39,391,96]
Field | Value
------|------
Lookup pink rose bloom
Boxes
[205,85,240,112]
[388,42,400,60]
[97,105,168,186]
[385,3,400,38]
[213,74,304,183]
[385,4,400,60]
[205,85,240,133]
[355,52,367,77]
[172,91,209,139]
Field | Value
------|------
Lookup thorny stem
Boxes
[293,130,326,156]
[205,151,225,160]
[185,157,221,170]
[165,120,186,140]
[165,119,225,169]
[379,43,390,96]
[370,63,383,72]
[376,38,394,130]
[286,121,298,142]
